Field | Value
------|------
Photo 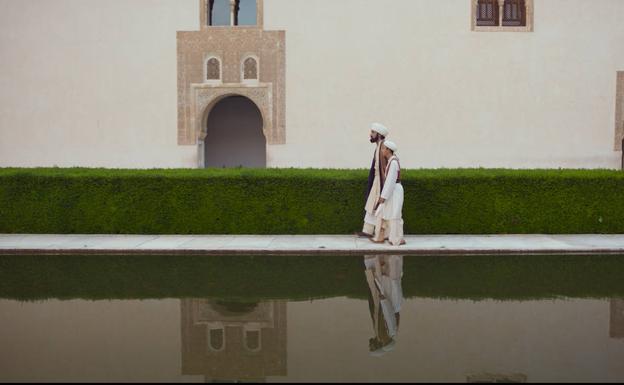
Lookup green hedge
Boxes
[1,167,624,234]
[1,254,623,302]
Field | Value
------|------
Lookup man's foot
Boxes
[399,239,406,246]
[370,238,386,244]
[355,231,373,238]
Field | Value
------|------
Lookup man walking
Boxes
[356,123,389,238]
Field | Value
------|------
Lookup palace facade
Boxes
[1,0,623,169]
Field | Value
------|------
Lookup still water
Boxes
[0,254,623,382]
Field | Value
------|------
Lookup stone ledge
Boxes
[1,234,624,256]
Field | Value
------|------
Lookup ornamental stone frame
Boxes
[177,0,285,160]
[192,83,272,168]
[471,0,534,32]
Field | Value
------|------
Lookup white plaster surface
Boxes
[0,0,623,169]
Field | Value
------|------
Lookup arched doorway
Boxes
[204,95,266,168]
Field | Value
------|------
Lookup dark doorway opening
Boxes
[204,96,266,168]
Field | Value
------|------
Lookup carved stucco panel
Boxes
[191,83,274,143]
[177,27,285,146]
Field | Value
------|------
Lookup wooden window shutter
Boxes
[476,0,499,26]
[502,0,526,26]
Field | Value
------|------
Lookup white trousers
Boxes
[373,218,405,246]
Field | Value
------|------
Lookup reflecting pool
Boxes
[0,254,623,382]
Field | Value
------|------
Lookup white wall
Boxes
[0,0,198,168]
[1,0,623,169]
[265,0,624,169]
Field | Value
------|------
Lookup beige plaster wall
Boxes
[1,0,623,169]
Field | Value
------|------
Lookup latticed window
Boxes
[207,58,221,80]
[243,57,258,80]
[245,330,261,351]
[208,328,225,351]
[503,0,526,26]
[476,0,499,26]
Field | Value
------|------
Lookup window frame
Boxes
[471,0,533,32]
[204,55,223,84]
[241,55,260,84]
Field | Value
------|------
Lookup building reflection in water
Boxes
[181,299,287,382]
[364,255,403,357]
[611,299,624,339]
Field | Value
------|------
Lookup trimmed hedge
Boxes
[1,167,624,234]
[1,254,623,301]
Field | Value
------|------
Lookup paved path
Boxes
[1,234,624,255]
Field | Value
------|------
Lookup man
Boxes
[356,123,389,238]
[370,140,406,246]
[364,254,403,356]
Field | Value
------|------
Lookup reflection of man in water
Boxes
[364,255,404,356]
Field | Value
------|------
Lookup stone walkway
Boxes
[1,234,624,255]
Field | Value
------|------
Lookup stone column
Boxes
[197,138,206,169]
[230,0,236,26]
[498,0,505,26]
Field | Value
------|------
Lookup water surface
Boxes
[1,254,623,382]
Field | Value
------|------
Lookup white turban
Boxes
[371,123,389,137]
[383,140,398,153]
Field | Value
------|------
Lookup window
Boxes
[476,0,499,26]
[472,0,533,32]
[207,0,257,26]
[205,57,222,82]
[236,0,257,26]
[503,0,526,26]
[209,0,230,26]
[208,328,225,351]
[244,330,261,352]
[242,56,259,82]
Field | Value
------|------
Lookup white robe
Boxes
[376,157,404,245]
[379,157,403,220]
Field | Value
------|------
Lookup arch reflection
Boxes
[181,299,287,382]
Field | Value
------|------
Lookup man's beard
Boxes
[369,136,378,143]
